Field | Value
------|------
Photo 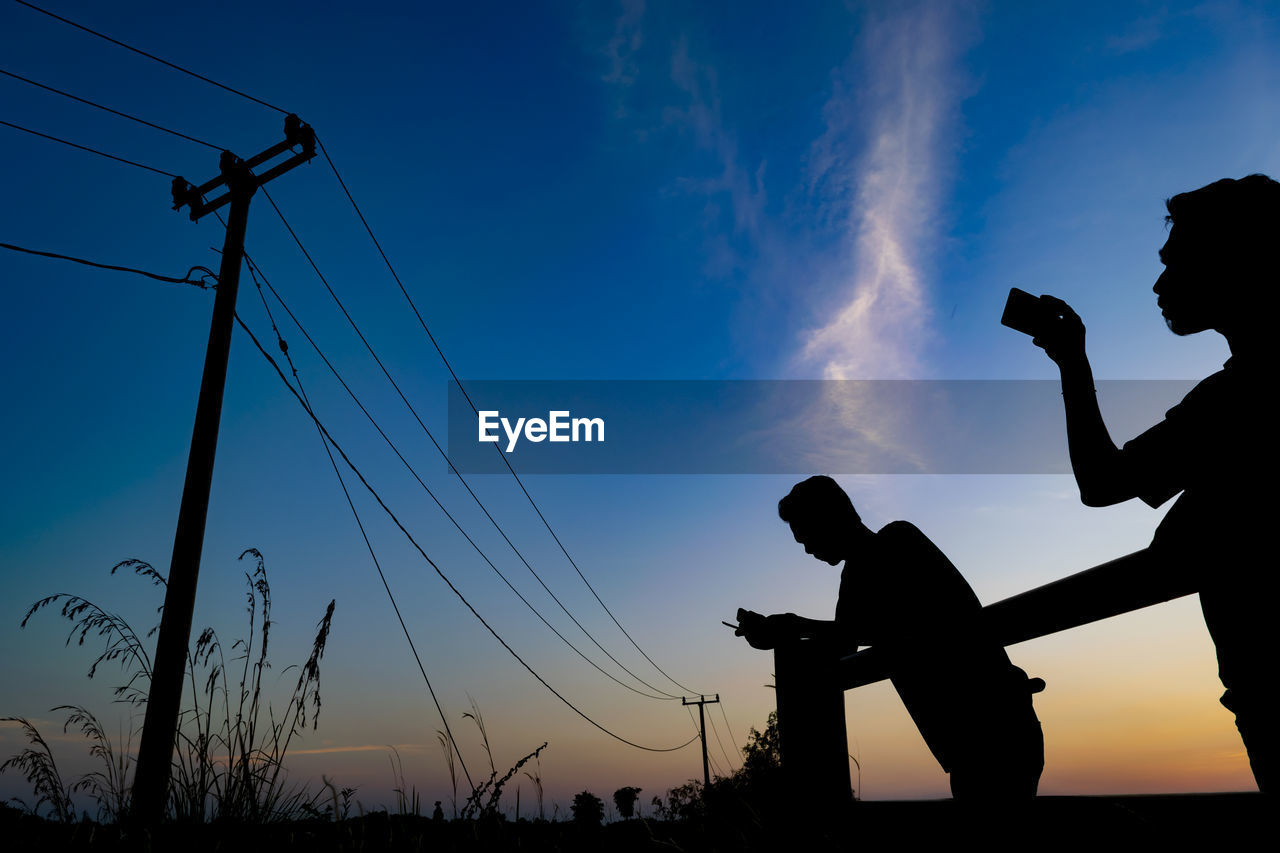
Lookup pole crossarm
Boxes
[171,114,315,221]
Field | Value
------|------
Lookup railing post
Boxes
[775,638,853,817]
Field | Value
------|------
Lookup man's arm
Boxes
[1034,295,1140,506]
[736,609,858,653]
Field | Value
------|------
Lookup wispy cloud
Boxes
[664,37,768,275]
[602,0,645,108]
[802,2,974,379]
[289,743,429,756]
[1106,9,1168,55]
[595,7,768,278]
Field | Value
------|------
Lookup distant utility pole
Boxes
[683,694,721,788]
[131,115,316,824]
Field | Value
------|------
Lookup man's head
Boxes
[778,475,862,565]
[1156,174,1279,337]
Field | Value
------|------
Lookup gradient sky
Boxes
[3,0,1279,814]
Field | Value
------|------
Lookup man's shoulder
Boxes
[876,520,929,543]
[1166,359,1270,418]
[874,521,963,572]
[874,520,945,561]
[870,521,983,617]
[1123,360,1269,460]
[1177,365,1238,407]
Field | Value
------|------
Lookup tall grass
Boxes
[523,749,545,821]
[457,741,547,821]
[0,715,76,821]
[1,550,336,823]
[388,745,420,817]
[436,729,459,818]
[455,696,547,821]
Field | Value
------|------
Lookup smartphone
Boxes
[1001,287,1053,337]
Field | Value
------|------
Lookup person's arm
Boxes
[735,609,858,652]
[1034,296,1140,506]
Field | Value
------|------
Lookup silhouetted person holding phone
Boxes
[1026,174,1279,793]
[737,475,1044,799]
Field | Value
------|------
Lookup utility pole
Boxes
[131,115,316,823]
[682,694,721,788]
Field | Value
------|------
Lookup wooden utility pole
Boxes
[131,115,315,823]
[682,694,720,788]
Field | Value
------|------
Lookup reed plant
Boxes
[1,550,336,823]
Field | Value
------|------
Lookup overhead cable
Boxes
[1,67,224,150]
[9,0,705,701]
[1,118,176,176]
[717,701,742,761]
[1,241,213,287]
[240,255,475,790]
[234,312,699,753]
[705,709,738,774]
[258,186,683,701]
[13,1,291,115]
[316,135,704,697]
[239,250,672,702]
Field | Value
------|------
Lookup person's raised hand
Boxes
[1031,295,1087,368]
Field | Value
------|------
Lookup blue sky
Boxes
[3,0,1279,810]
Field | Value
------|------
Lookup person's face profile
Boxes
[789,519,843,566]
[1155,224,1219,335]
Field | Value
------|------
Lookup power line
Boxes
[684,705,724,779]
[1,67,224,150]
[315,135,704,697]
[717,701,742,761]
[240,253,475,790]
[10,0,703,700]
[258,186,683,701]
[13,1,291,115]
[1,118,177,176]
[1,241,214,287]
[705,708,738,774]
[237,249,673,702]
[233,311,699,753]
[13,0,705,754]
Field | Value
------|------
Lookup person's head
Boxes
[778,475,863,565]
[1156,174,1280,338]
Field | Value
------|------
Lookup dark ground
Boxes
[1,793,1270,851]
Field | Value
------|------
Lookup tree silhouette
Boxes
[570,790,603,827]
[657,712,785,824]
[740,711,781,779]
[613,786,642,819]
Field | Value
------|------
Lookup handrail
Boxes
[839,548,1197,690]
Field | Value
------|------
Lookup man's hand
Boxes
[1031,294,1088,369]
[735,608,803,650]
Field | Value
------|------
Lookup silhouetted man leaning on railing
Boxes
[1027,174,1279,793]
[736,476,1044,800]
